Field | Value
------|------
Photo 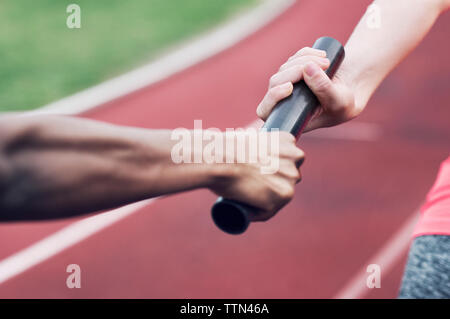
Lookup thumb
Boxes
[303,62,340,108]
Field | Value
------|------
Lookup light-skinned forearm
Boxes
[340,0,449,111]
[0,115,224,221]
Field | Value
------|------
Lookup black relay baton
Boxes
[211,37,345,235]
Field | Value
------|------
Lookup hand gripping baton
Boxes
[211,37,345,235]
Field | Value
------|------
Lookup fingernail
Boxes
[319,57,330,64]
[305,62,318,77]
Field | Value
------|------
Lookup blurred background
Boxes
[0,0,449,299]
[0,0,256,111]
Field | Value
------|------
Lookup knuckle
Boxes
[269,74,279,87]
[294,147,305,160]
[285,144,299,157]
[282,57,302,70]
[287,168,300,180]
[280,63,291,72]
[292,56,307,65]
[313,75,331,91]
[269,86,281,98]
[279,131,295,141]
[298,47,310,56]
[290,64,303,74]
[292,152,304,164]
[256,105,264,118]
[279,62,289,71]
[279,185,294,201]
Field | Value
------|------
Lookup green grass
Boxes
[0,0,257,111]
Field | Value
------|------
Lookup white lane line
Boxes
[29,0,295,116]
[333,212,419,299]
[0,200,151,285]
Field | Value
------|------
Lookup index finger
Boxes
[288,47,327,61]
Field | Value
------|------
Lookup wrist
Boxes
[141,129,240,194]
[336,57,371,114]
[206,162,239,190]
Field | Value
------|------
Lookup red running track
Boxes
[1,0,450,298]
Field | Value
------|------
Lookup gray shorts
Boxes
[399,235,450,298]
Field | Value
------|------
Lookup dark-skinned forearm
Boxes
[0,115,224,221]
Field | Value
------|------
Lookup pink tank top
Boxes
[413,155,450,237]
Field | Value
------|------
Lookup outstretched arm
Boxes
[0,115,303,221]
[0,115,216,220]
[257,0,450,131]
